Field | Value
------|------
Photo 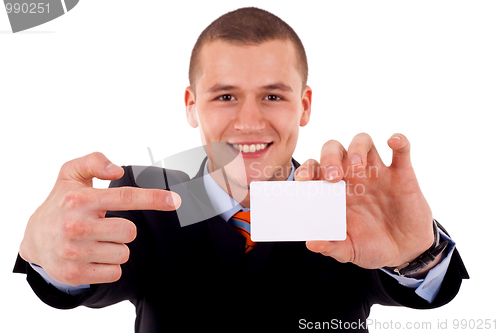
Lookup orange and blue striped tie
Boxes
[229,211,256,253]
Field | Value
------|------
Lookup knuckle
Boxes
[61,220,88,239]
[59,243,79,260]
[350,140,367,153]
[86,151,105,173]
[118,187,135,206]
[59,265,83,285]
[321,140,346,161]
[61,191,87,210]
[59,160,73,175]
[59,158,80,179]
[89,151,105,159]
[88,151,106,166]
[149,189,164,209]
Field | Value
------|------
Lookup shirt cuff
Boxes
[29,263,91,296]
[379,230,456,303]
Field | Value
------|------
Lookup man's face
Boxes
[185,39,312,190]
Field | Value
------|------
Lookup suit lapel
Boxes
[184,158,247,268]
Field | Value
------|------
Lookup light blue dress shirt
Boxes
[32,159,455,303]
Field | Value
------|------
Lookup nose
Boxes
[233,100,266,133]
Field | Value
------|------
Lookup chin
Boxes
[224,166,267,190]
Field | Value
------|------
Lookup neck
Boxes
[207,159,293,208]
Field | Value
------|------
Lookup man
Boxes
[14,7,468,332]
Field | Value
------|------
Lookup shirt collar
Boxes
[202,160,296,221]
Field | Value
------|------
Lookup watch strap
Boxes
[387,219,449,277]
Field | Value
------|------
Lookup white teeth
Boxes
[231,143,269,152]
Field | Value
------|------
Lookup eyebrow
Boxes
[207,82,294,94]
[207,84,239,94]
[261,83,294,92]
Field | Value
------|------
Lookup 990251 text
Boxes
[5,2,49,14]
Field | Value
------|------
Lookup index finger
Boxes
[93,187,182,212]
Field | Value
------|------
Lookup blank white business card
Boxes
[250,180,346,241]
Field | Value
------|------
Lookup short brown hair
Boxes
[189,7,308,91]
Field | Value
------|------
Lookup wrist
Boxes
[385,219,449,277]
[403,251,445,279]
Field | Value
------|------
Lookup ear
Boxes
[299,85,312,127]
[185,86,198,128]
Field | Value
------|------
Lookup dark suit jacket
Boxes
[14,159,469,332]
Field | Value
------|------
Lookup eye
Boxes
[265,94,282,101]
[218,94,235,101]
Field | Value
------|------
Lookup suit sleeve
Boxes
[365,228,469,309]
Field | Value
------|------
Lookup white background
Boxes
[1,1,498,332]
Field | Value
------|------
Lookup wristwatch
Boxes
[385,219,449,277]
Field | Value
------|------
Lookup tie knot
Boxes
[228,210,255,253]
[232,211,250,222]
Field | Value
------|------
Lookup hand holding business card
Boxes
[250,180,346,241]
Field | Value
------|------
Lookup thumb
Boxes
[59,152,124,185]
[306,240,353,264]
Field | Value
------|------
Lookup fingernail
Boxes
[325,166,339,180]
[297,168,309,178]
[351,155,362,166]
[392,135,401,140]
[166,193,181,208]
[106,163,122,173]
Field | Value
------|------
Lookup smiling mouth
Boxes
[228,142,272,153]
